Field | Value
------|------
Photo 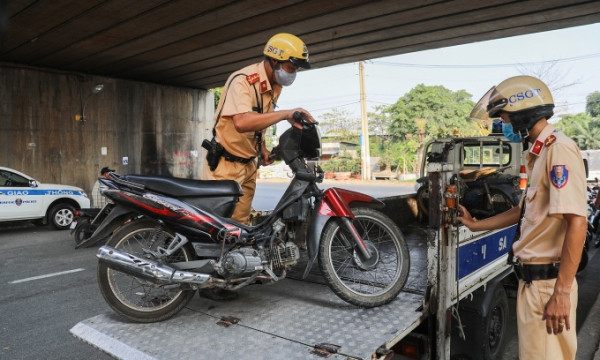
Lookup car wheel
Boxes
[50,204,76,230]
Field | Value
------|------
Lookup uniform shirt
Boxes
[214,62,282,159]
[514,124,587,264]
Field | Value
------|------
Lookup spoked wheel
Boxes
[318,207,410,308]
[97,219,196,322]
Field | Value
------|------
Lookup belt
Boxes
[513,263,560,284]
[222,149,255,164]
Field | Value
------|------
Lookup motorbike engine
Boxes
[263,242,300,271]
[217,242,300,279]
[221,248,265,278]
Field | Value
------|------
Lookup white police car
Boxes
[0,167,90,230]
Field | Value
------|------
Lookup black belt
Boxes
[513,263,560,284]
[222,149,255,164]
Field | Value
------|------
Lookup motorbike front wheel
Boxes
[318,207,410,308]
[97,219,196,322]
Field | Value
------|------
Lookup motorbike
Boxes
[93,112,410,323]
[416,145,521,220]
[70,207,115,246]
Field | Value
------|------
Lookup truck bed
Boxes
[71,222,429,360]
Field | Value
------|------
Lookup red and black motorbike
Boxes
[93,113,410,323]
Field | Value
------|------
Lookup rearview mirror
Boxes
[29,179,38,188]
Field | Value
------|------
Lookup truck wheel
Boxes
[483,285,508,360]
[318,207,410,308]
[49,204,76,230]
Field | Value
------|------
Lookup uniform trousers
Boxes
[204,157,256,224]
[517,278,578,359]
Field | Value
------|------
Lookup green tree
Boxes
[554,113,593,138]
[586,91,600,118]
[573,121,600,150]
[367,105,391,146]
[387,84,478,141]
[210,87,223,110]
[320,108,360,140]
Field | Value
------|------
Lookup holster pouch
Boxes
[202,138,224,171]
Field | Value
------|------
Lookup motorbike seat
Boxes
[458,168,499,182]
[122,175,243,197]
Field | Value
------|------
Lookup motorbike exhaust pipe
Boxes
[97,246,211,285]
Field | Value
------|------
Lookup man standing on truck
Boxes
[458,76,587,359]
[200,33,316,301]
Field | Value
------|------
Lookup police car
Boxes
[0,167,90,230]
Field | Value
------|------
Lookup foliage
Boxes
[320,108,361,140]
[554,113,594,138]
[386,84,478,142]
[587,91,600,118]
[368,105,391,139]
[211,87,223,110]
[320,157,361,174]
[573,121,600,150]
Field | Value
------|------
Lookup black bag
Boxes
[202,138,224,171]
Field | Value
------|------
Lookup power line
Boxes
[371,52,600,69]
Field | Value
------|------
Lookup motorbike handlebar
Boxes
[293,111,319,128]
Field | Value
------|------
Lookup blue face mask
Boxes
[502,122,522,143]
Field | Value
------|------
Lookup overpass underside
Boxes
[0,0,598,190]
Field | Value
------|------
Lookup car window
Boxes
[463,143,511,166]
[0,170,30,187]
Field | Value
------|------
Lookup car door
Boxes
[0,170,43,220]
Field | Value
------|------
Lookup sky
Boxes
[275,22,600,135]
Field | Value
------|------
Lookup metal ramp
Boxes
[71,225,428,360]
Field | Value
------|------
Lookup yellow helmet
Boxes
[263,33,311,69]
[470,75,554,136]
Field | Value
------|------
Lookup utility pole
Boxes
[359,61,371,180]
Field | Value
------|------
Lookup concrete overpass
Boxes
[0,0,599,192]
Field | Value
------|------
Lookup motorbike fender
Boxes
[75,205,135,249]
[302,188,384,279]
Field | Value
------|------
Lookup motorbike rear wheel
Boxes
[97,219,196,322]
[318,207,410,308]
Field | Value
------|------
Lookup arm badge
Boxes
[550,164,568,189]
[545,135,556,147]
[246,73,259,85]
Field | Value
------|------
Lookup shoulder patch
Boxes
[550,165,568,189]
[545,134,557,147]
[531,140,544,156]
[246,73,259,85]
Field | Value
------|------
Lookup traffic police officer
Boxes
[201,33,315,225]
[458,76,587,359]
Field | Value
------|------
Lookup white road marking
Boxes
[9,268,85,284]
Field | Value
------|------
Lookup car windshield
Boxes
[0,170,30,187]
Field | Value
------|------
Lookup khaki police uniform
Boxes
[514,124,587,359]
[202,62,281,224]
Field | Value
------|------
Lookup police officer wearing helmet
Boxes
[200,34,315,300]
[202,33,315,225]
[458,76,587,359]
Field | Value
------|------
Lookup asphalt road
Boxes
[0,224,113,360]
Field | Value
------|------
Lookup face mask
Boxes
[274,66,296,87]
[502,122,522,143]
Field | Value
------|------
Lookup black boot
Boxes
[199,288,239,301]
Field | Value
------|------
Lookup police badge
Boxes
[550,165,568,189]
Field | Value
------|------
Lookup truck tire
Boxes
[482,285,508,360]
[49,203,76,230]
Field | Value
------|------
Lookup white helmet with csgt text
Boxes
[470,75,554,138]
